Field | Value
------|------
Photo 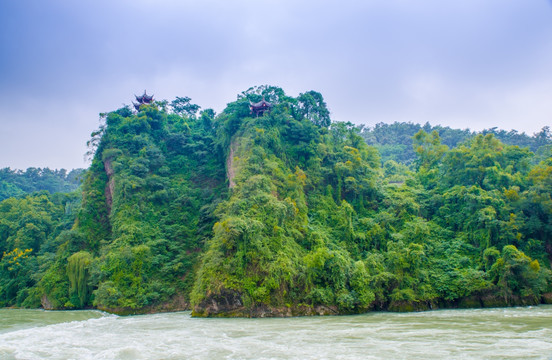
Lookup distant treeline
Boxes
[0,168,84,201]
[360,122,552,165]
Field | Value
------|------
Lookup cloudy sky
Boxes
[1,0,551,170]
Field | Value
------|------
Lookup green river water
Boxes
[1,306,552,359]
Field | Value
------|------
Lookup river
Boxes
[1,306,552,359]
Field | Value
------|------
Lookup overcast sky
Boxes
[1,0,551,170]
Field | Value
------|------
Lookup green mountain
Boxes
[0,168,84,201]
[1,86,551,316]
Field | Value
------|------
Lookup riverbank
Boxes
[191,289,552,317]
[30,289,552,317]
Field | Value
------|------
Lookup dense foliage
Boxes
[1,86,551,315]
[360,122,551,166]
[0,168,84,201]
[0,191,80,307]
[191,87,551,314]
[70,101,227,311]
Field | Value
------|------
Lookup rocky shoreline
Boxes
[189,289,552,318]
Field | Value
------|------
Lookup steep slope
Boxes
[191,86,552,316]
[191,88,397,316]
[40,104,228,313]
[1,86,551,315]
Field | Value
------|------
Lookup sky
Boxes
[1,0,551,170]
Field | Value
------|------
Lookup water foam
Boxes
[1,306,552,359]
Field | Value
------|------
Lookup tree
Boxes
[66,251,92,308]
[413,130,448,188]
[296,91,331,127]
[489,245,550,300]
[170,96,201,118]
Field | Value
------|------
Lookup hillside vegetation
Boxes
[0,168,84,201]
[1,86,551,316]
[360,122,551,166]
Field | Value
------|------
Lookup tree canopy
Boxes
[1,86,550,315]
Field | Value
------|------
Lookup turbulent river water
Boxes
[1,306,552,359]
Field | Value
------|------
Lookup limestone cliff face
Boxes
[41,294,54,310]
[193,289,339,317]
[193,289,243,316]
[103,159,114,214]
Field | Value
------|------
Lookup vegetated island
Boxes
[1,86,551,317]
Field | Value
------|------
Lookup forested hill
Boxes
[360,122,552,166]
[1,86,551,316]
[0,167,84,201]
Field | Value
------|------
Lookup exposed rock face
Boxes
[192,285,552,317]
[192,288,339,318]
[41,294,54,310]
[542,293,552,304]
[194,288,244,316]
[104,159,115,213]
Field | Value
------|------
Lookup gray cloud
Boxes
[1,0,551,169]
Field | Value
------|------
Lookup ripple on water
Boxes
[1,306,552,359]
